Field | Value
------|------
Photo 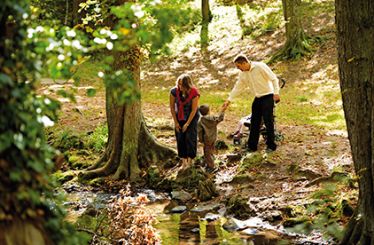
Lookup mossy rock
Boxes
[197,179,218,201]
[280,205,305,218]
[173,166,210,190]
[68,154,91,170]
[283,216,311,228]
[231,174,255,184]
[87,177,105,188]
[225,195,254,219]
[238,153,264,173]
[147,165,162,187]
[53,170,75,184]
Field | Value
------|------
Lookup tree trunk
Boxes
[271,0,310,61]
[80,47,176,181]
[72,0,85,26]
[336,0,374,244]
[202,0,211,24]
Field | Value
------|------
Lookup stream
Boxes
[61,182,332,244]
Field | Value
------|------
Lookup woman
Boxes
[169,74,200,168]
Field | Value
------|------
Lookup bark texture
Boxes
[81,47,176,181]
[336,0,374,244]
[272,0,310,61]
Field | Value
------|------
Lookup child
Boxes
[197,103,227,172]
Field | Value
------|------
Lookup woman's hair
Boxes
[176,74,194,90]
[233,54,249,64]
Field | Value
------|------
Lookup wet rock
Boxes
[171,190,192,203]
[164,200,178,213]
[241,228,257,235]
[63,183,80,193]
[262,210,283,222]
[223,217,266,232]
[223,218,240,232]
[225,195,255,219]
[191,228,200,233]
[171,205,187,213]
[203,213,220,222]
[191,203,221,212]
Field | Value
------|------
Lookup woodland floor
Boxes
[39,0,357,243]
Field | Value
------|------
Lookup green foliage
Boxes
[236,2,283,38]
[286,173,357,242]
[0,1,87,243]
[52,130,84,151]
[86,124,108,152]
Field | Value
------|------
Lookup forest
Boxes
[0,0,373,244]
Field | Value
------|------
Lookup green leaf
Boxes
[0,73,13,86]
[0,133,12,152]
[86,88,96,97]
[10,171,22,182]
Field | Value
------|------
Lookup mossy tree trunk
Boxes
[272,0,310,61]
[336,0,374,244]
[81,47,176,181]
[202,0,211,24]
[200,0,211,50]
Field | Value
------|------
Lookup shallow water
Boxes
[62,185,330,245]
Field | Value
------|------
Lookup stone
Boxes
[203,213,220,222]
[171,190,193,203]
[171,206,187,213]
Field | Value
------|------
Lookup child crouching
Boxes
[197,103,227,172]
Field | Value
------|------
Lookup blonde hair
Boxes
[176,74,194,90]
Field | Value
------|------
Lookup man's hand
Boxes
[223,100,231,108]
[274,94,280,103]
[182,123,189,132]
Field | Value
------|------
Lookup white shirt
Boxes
[228,61,280,101]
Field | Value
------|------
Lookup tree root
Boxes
[138,120,177,167]
[340,211,373,245]
[79,149,119,180]
[269,36,313,62]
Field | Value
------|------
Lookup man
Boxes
[224,54,280,152]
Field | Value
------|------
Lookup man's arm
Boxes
[259,63,280,102]
[227,73,246,102]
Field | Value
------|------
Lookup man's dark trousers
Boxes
[248,94,277,151]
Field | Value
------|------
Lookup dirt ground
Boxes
[39,2,356,241]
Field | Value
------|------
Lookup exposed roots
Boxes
[138,120,177,167]
[79,147,119,181]
[340,211,373,245]
[270,36,312,62]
